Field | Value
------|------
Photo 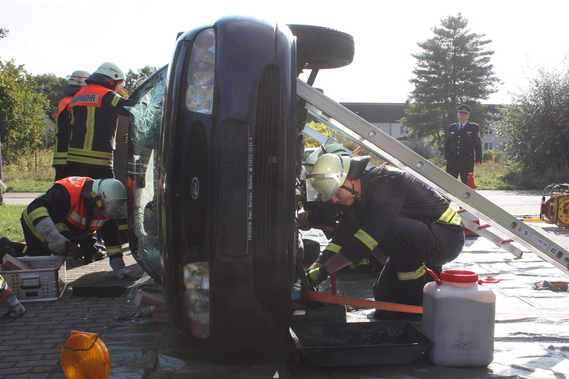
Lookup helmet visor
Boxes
[102,200,127,219]
[306,173,341,202]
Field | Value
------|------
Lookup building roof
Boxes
[340,103,408,124]
[340,102,499,124]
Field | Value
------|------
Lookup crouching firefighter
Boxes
[305,153,465,318]
[20,176,138,280]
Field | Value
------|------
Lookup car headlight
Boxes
[183,262,210,339]
[185,28,215,114]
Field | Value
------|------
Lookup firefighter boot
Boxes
[1,279,25,318]
[373,273,426,320]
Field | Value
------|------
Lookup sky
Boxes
[1,0,568,105]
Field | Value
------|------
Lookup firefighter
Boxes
[67,62,132,179]
[0,274,25,318]
[67,62,133,248]
[20,177,138,280]
[305,153,465,318]
[53,70,90,181]
[298,144,384,274]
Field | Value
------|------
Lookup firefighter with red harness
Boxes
[53,70,90,181]
[18,177,137,280]
[67,62,133,179]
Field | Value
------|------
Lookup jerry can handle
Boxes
[425,267,442,284]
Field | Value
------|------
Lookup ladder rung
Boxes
[477,224,491,230]
[501,239,514,244]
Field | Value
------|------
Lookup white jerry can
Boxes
[422,269,498,367]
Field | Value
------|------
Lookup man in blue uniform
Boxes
[444,104,482,184]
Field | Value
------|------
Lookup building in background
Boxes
[340,103,502,151]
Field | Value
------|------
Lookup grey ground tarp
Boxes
[101,225,569,378]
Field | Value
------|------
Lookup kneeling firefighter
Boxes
[305,153,465,318]
[19,176,138,280]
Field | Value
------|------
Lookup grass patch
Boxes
[2,149,54,192]
[0,204,26,242]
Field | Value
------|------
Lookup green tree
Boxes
[401,13,500,151]
[33,73,67,121]
[498,66,569,176]
[125,66,158,95]
[0,60,50,164]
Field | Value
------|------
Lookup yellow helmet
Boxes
[304,143,348,174]
[306,153,351,201]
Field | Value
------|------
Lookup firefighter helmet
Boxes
[67,70,90,86]
[304,143,349,174]
[91,179,127,218]
[93,62,126,81]
[306,153,351,201]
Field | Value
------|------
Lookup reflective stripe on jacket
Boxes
[68,84,122,168]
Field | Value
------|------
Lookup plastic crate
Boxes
[290,321,432,366]
[0,256,67,302]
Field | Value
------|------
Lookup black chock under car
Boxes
[126,15,354,359]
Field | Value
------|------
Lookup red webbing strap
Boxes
[302,290,424,314]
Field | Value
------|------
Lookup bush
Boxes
[482,149,501,163]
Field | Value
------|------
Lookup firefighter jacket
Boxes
[68,83,132,168]
[52,95,74,167]
[318,165,462,265]
[443,121,482,166]
[21,177,122,257]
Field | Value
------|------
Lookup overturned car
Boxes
[126,15,354,356]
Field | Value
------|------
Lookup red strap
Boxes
[302,290,423,314]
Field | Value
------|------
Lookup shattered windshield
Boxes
[127,66,168,281]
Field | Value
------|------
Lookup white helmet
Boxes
[93,62,125,81]
[306,153,351,201]
[91,179,127,218]
[68,70,90,86]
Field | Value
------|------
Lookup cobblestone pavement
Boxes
[0,249,145,379]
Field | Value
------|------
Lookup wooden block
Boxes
[151,306,169,323]
[2,255,28,271]
[134,289,165,307]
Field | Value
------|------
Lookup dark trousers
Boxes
[446,158,474,185]
[67,165,114,180]
[373,217,464,305]
[54,166,71,181]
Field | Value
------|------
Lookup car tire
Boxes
[287,24,355,74]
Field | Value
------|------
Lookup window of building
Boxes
[400,125,410,135]
[484,143,493,150]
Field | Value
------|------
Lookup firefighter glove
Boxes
[306,265,329,287]
[36,218,69,256]
[110,256,138,280]
[64,240,84,259]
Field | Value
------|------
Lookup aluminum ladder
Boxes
[297,78,568,275]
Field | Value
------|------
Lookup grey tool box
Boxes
[0,255,67,302]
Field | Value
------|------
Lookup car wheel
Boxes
[288,24,355,74]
